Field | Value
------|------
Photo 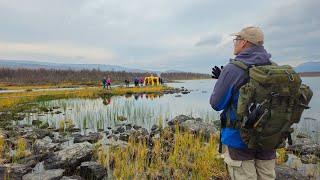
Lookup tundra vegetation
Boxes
[0,71,318,179]
[0,67,210,86]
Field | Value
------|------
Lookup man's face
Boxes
[233,36,245,55]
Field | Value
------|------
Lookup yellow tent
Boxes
[144,74,159,86]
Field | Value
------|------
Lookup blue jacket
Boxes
[210,46,272,149]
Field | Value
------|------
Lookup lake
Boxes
[19,77,319,143]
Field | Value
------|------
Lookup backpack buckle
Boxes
[284,70,295,82]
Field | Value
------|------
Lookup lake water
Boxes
[20,77,320,143]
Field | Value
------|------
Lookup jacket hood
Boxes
[235,46,272,66]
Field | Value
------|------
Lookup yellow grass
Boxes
[276,148,287,164]
[0,136,6,164]
[59,119,65,130]
[96,128,229,179]
[0,85,172,110]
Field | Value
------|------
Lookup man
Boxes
[102,77,107,89]
[210,26,276,180]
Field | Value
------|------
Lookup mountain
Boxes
[294,61,320,72]
[0,60,159,73]
[163,69,186,73]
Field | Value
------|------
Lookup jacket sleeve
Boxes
[210,64,242,111]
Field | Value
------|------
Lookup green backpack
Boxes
[231,60,313,150]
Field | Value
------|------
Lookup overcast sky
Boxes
[0,0,319,72]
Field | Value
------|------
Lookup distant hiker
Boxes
[134,77,139,86]
[159,78,163,85]
[125,80,129,87]
[139,77,144,86]
[106,77,111,90]
[102,77,107,89]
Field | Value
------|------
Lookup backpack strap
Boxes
[225,60,251,128]
[230,60,249,70]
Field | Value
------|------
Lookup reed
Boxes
[59,119,65,131]
[12,137,29,163]
[0,136,6,164]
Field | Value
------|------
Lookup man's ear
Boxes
[241,40,248,48]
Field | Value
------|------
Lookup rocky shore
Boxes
[0,112,318,179]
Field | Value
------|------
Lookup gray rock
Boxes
[117,116,127,121]
[18,153,49,168]
[300,154,319,164]
[0,164,28,180]
[275,164,309,180]
[151,124,159,132]
[23,169,65,180]
[44,142,93,169]
[288,142,320,156]
[40,107,50,112]
[34,136,60,154]
[168,115,193,126]
[180,120,218,140]
[133,124,141,130]
[125,124,132,130]
[27,128,54,139]
[60,175,85,180]
[79,161,107,180]
[17,114,26,120]
[212,120,221,129]
[296,133,311,139]
[73,132,102,143]
[40,122,49,129]
[119,133,129,142]
[54,111,62,114]
[107,134,118,141]
[116,126,125,133]
[32,120,42,126]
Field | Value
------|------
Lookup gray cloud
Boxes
[0,0,319,72]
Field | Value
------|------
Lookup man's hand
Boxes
[212,66,223,79]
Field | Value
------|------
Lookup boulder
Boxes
[23,169,65,180]
[116,126,126,133]
[60,175,85,180]
[275,164,309,180]
[0,164,28,180]
[300,154,319,164]
[179,120,218,140]
[168,115,193,126]
[73,132,102,143]
[79,161,107,180]
[34,136,60,154]
[44,142,93,170]
[18,153,49,168]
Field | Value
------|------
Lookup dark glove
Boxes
[244,105,265,128]
[211,66,223,79]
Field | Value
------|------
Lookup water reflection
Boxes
[101,95,111,105]
[24,78,318,143]
[123,93,164,100]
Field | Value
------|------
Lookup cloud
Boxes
[0,0,319,72]
[0,41,116,64]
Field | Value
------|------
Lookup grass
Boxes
[0,85,172,111]
[12,137,29,164]
[95,127,229,179]
[276,148,287,164]
[60,119,65,131]
[0,136,6,164]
